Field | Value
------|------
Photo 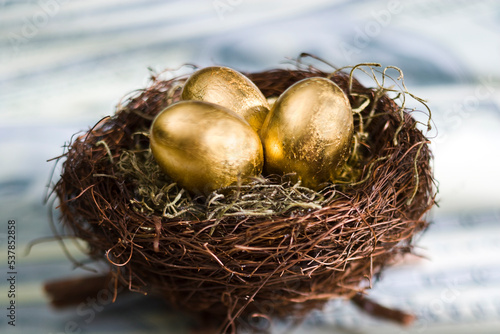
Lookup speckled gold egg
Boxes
[260,77,354,189]
[150,100,264,194]
[181,66,270,132]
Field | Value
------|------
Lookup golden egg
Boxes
[266,96,279,109]
[260,77,354,189]
[181,66,270,132]
[150,100,264,195]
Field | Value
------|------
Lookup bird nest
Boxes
[50,57,435,333]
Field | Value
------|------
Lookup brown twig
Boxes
[44,273,121,308]
[352,293,416,326]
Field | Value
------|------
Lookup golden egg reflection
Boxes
[150,100,264,195]
[181,66,270,132]
[260,77,354,190]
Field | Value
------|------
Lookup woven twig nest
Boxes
[51,57,435,333]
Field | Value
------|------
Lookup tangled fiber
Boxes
[50,56,436,333]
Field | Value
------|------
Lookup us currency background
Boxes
[1,1,499,333]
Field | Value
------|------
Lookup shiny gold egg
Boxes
[150,100,264,194]
[260,77,354,189]
[266,96,279,109]
[181,66,270,132]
